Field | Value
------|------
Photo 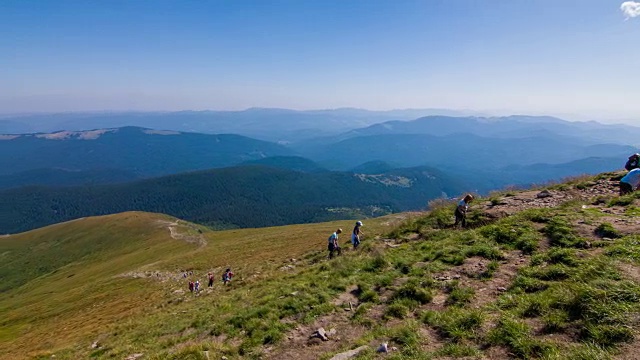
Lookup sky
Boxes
[1,0,639,121]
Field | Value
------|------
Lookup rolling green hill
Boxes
[3,172,640,359]
[0,165,463,234]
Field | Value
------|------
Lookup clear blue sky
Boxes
[1,0,638,120]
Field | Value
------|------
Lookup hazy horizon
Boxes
[1,1,639,121]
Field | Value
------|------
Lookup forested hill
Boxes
[0,126,293,177]
[0,165,463,234]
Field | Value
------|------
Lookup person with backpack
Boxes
[625,153,640,171]
[327,228,342,259]
[208,272,214,287]
[188,281,194,293]
[620,168,640,195]
[454,194,474,228]
[194,280,200,293]
[352,221,364,250]
[222,268,234,285]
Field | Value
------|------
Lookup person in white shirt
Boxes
[454,194,474,228]
[327,228,342,259]
[620,169,640,195]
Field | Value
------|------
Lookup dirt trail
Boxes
[156,219,207,247]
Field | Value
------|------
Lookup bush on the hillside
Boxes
[422,308,484,341]
[544,217,589,248]
[486,316,557,358]
[519,208,553,223]
[385,302,409,319]
[392,281,433,305]
[511,275,549,293]
[363,254,388,272]
[445,286,475,307]
[545,248,580,267]
[594,223,622,239]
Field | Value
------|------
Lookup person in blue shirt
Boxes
[328,228,342,259]
[454,194,474,228]
[620,168,640,195]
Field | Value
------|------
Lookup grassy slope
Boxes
[4,172,640,359]
[0,211,407,359]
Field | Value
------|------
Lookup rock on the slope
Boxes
[536,190,552,198]
[329,345,369,360]
[124,354,143,360]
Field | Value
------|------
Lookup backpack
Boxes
[626,154,640,171]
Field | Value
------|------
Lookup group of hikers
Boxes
[327,221,364,259]
[187,268,234,293]
[323,152,640,259]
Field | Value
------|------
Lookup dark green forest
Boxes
[0,165,463,234]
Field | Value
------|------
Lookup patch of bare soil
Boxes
[264,311,367,360]
[616,342,640,360]
[430,251,527,308]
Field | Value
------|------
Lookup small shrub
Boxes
[364,254,388,272]
[487,316,556,358]
[511,275,549,293]
[519,208,553,223]
[544,217,588,248]
[608,195,635,207]
[436,343,480,357]
[385,302,409,319]
[580,324,634,347]
[515,233,539,254]
[594,223,622,239]
[391,323,421,346]
[542,310,569,333]
[521,297,548,318]
[547,248,580,267]
[394,260,411,274]
[422,308,484,341]
[464,243,505,260]
[446,286,475,307]
[359,290,379,303]
[393,282,433,304]
[529,265,572,281]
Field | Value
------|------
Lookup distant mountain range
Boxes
[0,126,292,177]
[0,108,484,142]
[296,133,633,170]
[0,165,463,234]
[0,113,638,232]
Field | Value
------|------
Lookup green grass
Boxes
[5,171,640,360]
[594,222,622,239]
[423,308,484,341]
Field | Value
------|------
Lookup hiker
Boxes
[328,228,342,259]
[222,268,234,285]
[194,280,200,293]
[620,168,640,195]
[208,272,214,287]
[188,281,194,293]
[625,153,640,171]
[352,221,364,250]
[454,194,474,228]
